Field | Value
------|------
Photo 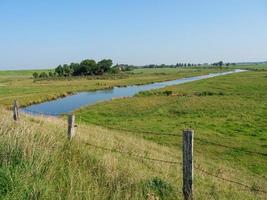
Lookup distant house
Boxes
[114,64,133,71]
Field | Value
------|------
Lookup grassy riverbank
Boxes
[76,70,267,197]
[1,66,266,199]
[0,107,265,199]
[0,68,227,107]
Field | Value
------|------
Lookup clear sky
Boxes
[0,0,266,69]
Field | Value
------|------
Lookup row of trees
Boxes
[55,59,113,77]
[32,59,237,79]
[33,59,114,78]
[33,71,55,79]
[211,61,236,67]
[211,61,224,67]
[142,61,236,68]
[142,63,202,68]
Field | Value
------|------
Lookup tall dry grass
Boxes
[0,107,265,199]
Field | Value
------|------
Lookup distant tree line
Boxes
[141,63,202,68]
[142,63,202,68]
[32,59,237,79]
[141,61,236,69]
[33,59,116,78]
[211,61,236,67]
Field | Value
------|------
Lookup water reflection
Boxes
[22,69,246,116]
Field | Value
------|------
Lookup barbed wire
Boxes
[83,141,267,194]
[82,123,267,157]
[194,165,267,194]
[88,122,267,156]
[8,109,267,195]
[81,123,182,137]
[18,108,267,157]
[195,138,267,157]
[83,141,181,165]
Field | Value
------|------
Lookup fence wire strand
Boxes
[83,141,181,165]
[79,122,266,157]
[17,109,267,194]
[19,108,267,157]
[195,138,267,157]
[95,125,182,137]
[83,141,267,194]
[194,166,267,194]
[109,126,266,157]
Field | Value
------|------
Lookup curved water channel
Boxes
[22,69,246,116]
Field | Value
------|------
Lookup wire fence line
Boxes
[83,141,181,165]
[90,125,182,137]
[21,108,182,136]
[83,141,267,194]
[195,138,267,157]
[81,122,267,157]
[194,166,267,194]
[17,107,267,195]
[21,107,267,157]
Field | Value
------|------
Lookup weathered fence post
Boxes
[68,114,75,140]
[183,129,194,200]
[13,100,19,121]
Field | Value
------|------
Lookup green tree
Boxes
[80,59,97,75]
[48,71,54,77]
[62,64,73,76]
[218,61,223,67]
[39,72,48,78]
[97,59,113,74]
[32,72,39,79]
[69,63,80,76]
[55,65,64,76]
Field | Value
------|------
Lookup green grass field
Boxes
[229,64,267,70]
[0,67,227,107]
[0,66,267,199]
[76,70,267,198]
[2,107,265,199]
[0,69,53,77]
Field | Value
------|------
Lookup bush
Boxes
[136,91,155,97]
[108,68,119,74]
[194,91,225,96]
[39,72,48,78]
[48,72,54,77]
[32,72,39,79]
[136,90,173,97]
[162,90,173,96]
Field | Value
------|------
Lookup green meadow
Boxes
[0,67,226,107]
[76,70,267,197]
[0,66,266,199]
[0,69,53,76]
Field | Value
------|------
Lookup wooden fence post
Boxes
[68,114,75,140]
[183,129,194,200]
[13,100,19,121]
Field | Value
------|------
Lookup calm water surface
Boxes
[22,69,246,116]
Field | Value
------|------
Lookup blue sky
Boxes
[0,0,266,69]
